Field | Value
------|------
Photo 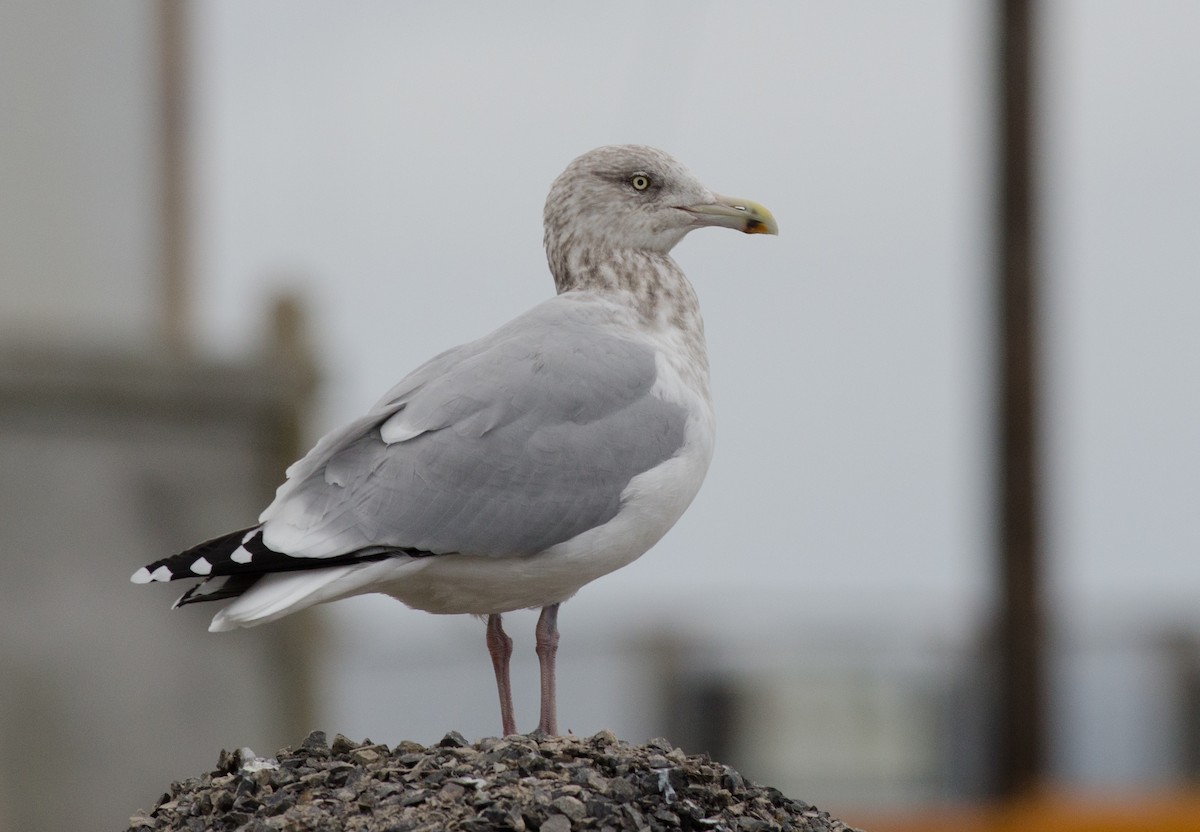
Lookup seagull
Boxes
[132,145,777,735]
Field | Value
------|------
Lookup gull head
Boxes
[543,145,777,271]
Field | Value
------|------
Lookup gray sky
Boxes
[188,1,1198,648]
[1039,1,1200,625]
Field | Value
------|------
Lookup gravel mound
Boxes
[127,730,862,832]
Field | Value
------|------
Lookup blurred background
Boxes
[1,1,1197,830]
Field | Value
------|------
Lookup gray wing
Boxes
[260,297,689,558]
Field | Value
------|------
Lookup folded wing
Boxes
[261,297,690,561]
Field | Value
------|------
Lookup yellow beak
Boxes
[683,193,779,235]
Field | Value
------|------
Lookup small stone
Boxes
[589,729,618,747]
[550,795,587,821]
[446,745,481,761]
[722,766,746,792]
[438,730,469,748]
[401,789,429,807]
[541,815,572,832]
[579,769,610,791]
[331,734,357,755]
[263,792,295,816]
[325,762,355,787]
[234,794,263,813]
[735,818,771,832]
[711,789,735,807]
[622,805,649,829]
[587,799,614,820]
[350,747,381,766]
[440,781,466,801]
[654,806,681,826]
[300,731,330,757]
[193,791,213,815]
[607,778,636,801]
[215,748,240,775]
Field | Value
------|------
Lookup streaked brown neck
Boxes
[548,244,709,387]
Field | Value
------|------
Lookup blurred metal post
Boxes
[158,0,190,351]
[994,0,1045,796]
[261,293,322,736]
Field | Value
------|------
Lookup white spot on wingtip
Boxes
[150,565,173,582]
[190,556,213,575]
[131,567,152,584]
[230,545,253,564]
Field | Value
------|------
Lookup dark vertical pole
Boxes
[158,1,189,351]
[263,293,321,740]
[995,0,1044,796]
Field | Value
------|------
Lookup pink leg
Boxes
[486,614,517,736]
[535,604,560,735]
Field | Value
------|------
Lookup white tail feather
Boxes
[207,560,421,632]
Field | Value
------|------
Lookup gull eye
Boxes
[630,174,652,191]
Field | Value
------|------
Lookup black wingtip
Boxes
[136,525,422,609]
[173,573,265,608]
